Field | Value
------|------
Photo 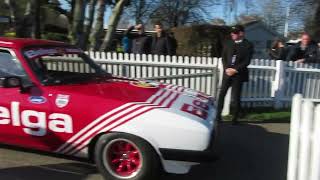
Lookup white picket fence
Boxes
[46,52,320,110]
[287,94,320,180]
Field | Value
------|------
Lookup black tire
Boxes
[94,133,161,180]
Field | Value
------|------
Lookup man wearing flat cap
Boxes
[216,24,254,125]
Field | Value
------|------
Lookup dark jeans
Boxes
[216,75,244,122]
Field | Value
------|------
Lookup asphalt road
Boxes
[0,123,289,180]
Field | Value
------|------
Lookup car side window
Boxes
[0,49,31,85]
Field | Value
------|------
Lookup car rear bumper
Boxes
[159,148,217,163]
[159,126,217,163]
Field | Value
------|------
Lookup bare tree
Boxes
[150,0,219,28]
[260,0,287,33]
[100,0,129,51]
[32,0,41,39]
[125,0,158,24]
[211,18,226,26]
[69,0,87,45]
[82,0,98,49]
[236,14,263,25]
[90,0,106,50]
[5,0,18,24]
[21,0,42,38]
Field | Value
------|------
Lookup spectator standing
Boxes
[286,33,318,63]
[123,24,151,54]
[151,22,172,55]
[317,42,320,63]
[268,39,288,60]
[121,36,131,53]
[215,25,254,125]
[168,32,178,55]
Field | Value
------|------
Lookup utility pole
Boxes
[284,6,290,38]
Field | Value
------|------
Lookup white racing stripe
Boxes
[56,85,177,154]
[61,103,148,154]
[161,91,179,107]
[54,103,135,153]
[65,90,179,155]
[67,105,157,155]
[69,91,181,155]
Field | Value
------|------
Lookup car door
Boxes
[0,48,52,150]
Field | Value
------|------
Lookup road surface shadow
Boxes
[164,123,289,180]
[0,123,289,180]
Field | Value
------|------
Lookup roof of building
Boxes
[242,20,284,38]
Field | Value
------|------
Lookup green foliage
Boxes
[224,109,291,122]
[42,32,69,42]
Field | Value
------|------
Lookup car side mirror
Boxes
[2,76,33,93]
[3,76,22,88]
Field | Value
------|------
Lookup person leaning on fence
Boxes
[268,39,288,60]
[123,24,151,54]
[216,25,254,125]
[317,42,320,63]
[151,22,173,56]
[286,33,319,63]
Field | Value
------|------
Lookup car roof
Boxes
[0,37,68,49]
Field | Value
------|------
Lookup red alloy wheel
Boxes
[105,139,142,178]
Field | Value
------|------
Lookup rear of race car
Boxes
[91,82,218,180]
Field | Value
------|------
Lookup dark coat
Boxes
[151,33,172,55]
[131,35,151,54]
[124,26,151,54]
[286,42,319,63]
[221,39,254,82]
[268,47,288,60]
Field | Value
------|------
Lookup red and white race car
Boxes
[0,38,217,180]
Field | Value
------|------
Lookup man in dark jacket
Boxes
[124,24,151,54]
[151,22,172,55]
[286,33,318,63]
[216,25,254,125]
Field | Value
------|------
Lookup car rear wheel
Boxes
[94,133,161,180]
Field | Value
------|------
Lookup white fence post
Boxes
[273,60,285,109]
[287,94,303,180]
[310,105,320,180]
[287,95,320,180]
[298,100,314,180]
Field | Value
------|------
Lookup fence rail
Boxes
[45,52,320,112]
[287,94,320,180]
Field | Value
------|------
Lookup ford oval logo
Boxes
[28,96,47,104]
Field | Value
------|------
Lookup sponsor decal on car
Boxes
[130,81,159,88]
[0,102,73,136]
[28,96,47,104]
[24,48,83,59]
[55,94,70,108]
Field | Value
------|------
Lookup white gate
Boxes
[287,94,320,180]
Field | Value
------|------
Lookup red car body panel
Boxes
[0,38,162,152]
[0,38,215,166]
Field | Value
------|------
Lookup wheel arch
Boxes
[87,131,163,164]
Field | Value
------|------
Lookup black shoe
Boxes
[232,121,240,126]
[216,116,222,123]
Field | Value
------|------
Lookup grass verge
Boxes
[223,108,291,123]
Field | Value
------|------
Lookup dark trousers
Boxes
[216,75,244,122]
